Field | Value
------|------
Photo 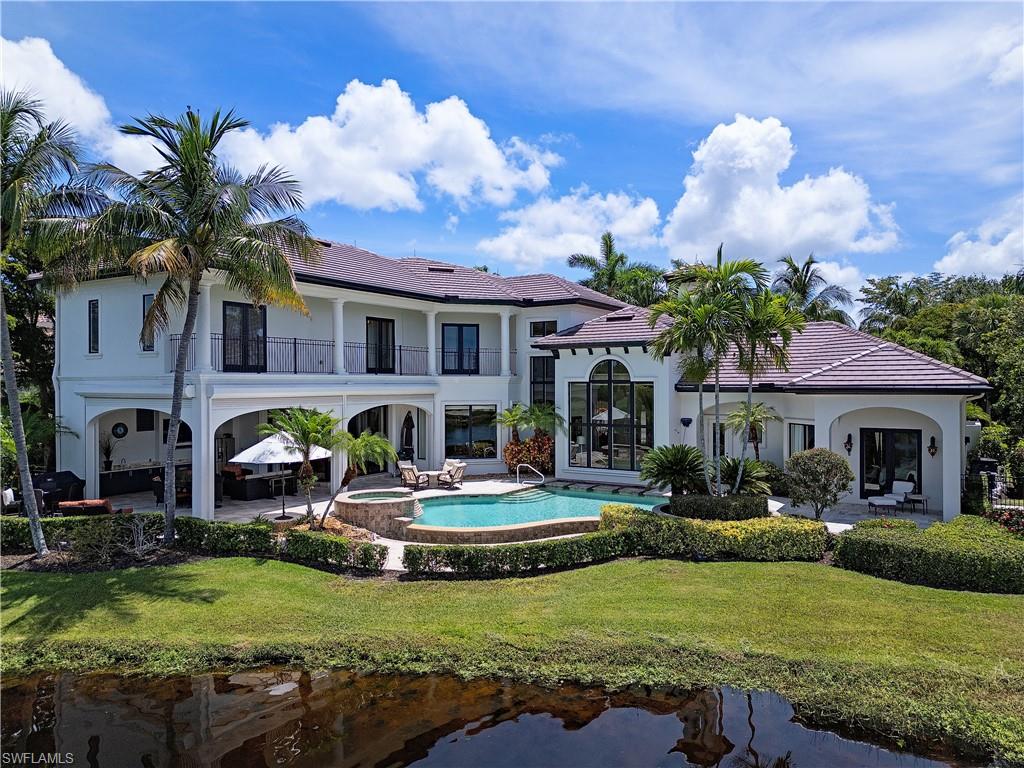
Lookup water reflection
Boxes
[1,669,965,768]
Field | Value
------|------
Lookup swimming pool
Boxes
[415,488,656,528]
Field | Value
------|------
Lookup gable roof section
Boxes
[291,240,624,309]
[531,305,670,349]
[533,313,989,393]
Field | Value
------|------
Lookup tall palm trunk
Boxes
[714,365,722,495]
[696,385,713,495]
[163,279,201,544]
[1,288,48,555]
[733,341,756,494]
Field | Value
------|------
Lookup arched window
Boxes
[569,360,654,471]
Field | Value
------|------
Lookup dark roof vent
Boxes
[316,239,332,247]
[427,266,455,273]
[605,314,635,322]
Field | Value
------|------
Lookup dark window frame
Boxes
[365,317,396,374]
[222,301,267,373]
[529,320,557,338]
[441,323,480,375]
[444,404,497,459]
[529,355,556,405]
[141,294,155,351]
[859,428,922,498]
[87,299,100,354]
[568,360,653,472]
[788,423,815,456]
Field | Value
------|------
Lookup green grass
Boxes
[3,557,1023,764]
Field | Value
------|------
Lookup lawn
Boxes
[2,557,1023,764]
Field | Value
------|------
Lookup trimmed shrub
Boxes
[834,515,1024,594]
[761,461,789,497]
[285,529,388,573]
[669,494,769,521]
[401,529,625,577]
[173,517,275,555]
[785,448,855,520]
[0,512,163,554]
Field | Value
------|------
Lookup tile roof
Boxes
[531,305,670,348]
[291,240,624,309]
[533,314,990,393]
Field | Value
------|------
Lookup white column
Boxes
[938,411,962,521]
[332,299,346,374]
[499,309,511,377]
[426,311,438,376]
[330,404,346,492]
[196,283,213,372]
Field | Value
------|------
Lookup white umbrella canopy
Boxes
[230,433,332,465]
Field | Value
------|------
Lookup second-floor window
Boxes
[223,301,267,373]
[141,294,155,351]
[530,320,557,337]
[442,323,479,374]
[87,299,100,354]
[366,317,395,373]
[530,356,555,405]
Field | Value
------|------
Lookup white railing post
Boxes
[196,283,212,372]
[426,311,438,376]
[499,309,512,377]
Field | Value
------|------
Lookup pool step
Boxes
[501,489,550,504]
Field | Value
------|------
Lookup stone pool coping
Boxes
[403,515,602,544]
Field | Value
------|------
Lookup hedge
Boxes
[285,529,388,573]
[834,515,1024,594]
[402,529,625,577]
[605,505,828,562]
[669,494,769,521]
[173,517,275,555]
[401,505,828,577]
[0,512,163,553]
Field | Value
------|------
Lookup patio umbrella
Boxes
[231,433,331,519]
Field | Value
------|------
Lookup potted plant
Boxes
[98,431,121,472]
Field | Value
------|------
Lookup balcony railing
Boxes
[168,335,516,376]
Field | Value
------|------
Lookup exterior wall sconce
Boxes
[928,436,938,457]
[681,417,693,427]
[843,433,853,455]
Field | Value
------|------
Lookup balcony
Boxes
[168,335,516,376]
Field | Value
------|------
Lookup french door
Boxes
[441,323,479,374]
[366,318,395,373]
[860,428,921,498]
[222,302,266,372]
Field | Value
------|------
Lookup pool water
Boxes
[415,488,657,528]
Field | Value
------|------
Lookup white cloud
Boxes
[1,36,159,173]
[477,186,660,271]
[221,79,560,211]
[662,115,899,263]
[374,4,1023,184]
[444,213,459,233]
[935,196,1024,277]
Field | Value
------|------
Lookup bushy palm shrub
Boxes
[639,444,707,495]
[719,457,772,496]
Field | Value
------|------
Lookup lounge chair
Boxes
[438,461,466,489]
[868,480,916,515]
[399,462,429,490]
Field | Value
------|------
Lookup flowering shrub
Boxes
[503,433,555,474]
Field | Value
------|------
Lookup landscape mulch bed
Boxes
[1,549,207,574]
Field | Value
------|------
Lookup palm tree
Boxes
[662,246,767,494]
[567,231,666,306]
[724,402,781,462]
[66,108,320,543]
[730,290,804,491]
[524,402,565,438]
[650,289,740,494]
[858,276,926,334]
[1,91,103,555]
[316,430,397,529]
[494,403,530,444]
[771,254,853,325]
[258,408,348,518]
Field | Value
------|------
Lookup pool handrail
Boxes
[516,463,545,486]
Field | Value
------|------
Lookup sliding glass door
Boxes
[860,428,921,498]
[366,317,395,374]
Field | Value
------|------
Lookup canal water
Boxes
[1,669,969,767]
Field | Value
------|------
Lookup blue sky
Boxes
[3,2,1022,295]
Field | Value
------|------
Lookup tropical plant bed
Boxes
[2,557,1022,765]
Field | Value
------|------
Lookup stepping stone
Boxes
[591,485,620,494]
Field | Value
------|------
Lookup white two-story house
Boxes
[53,240,624,518]
[53,239,987,522]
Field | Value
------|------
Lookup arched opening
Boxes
[346,403,432,474]
[569,359,654,471]
[828,407,943,509]
[89,407,193,510]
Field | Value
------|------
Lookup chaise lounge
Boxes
[867,480,916,515]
